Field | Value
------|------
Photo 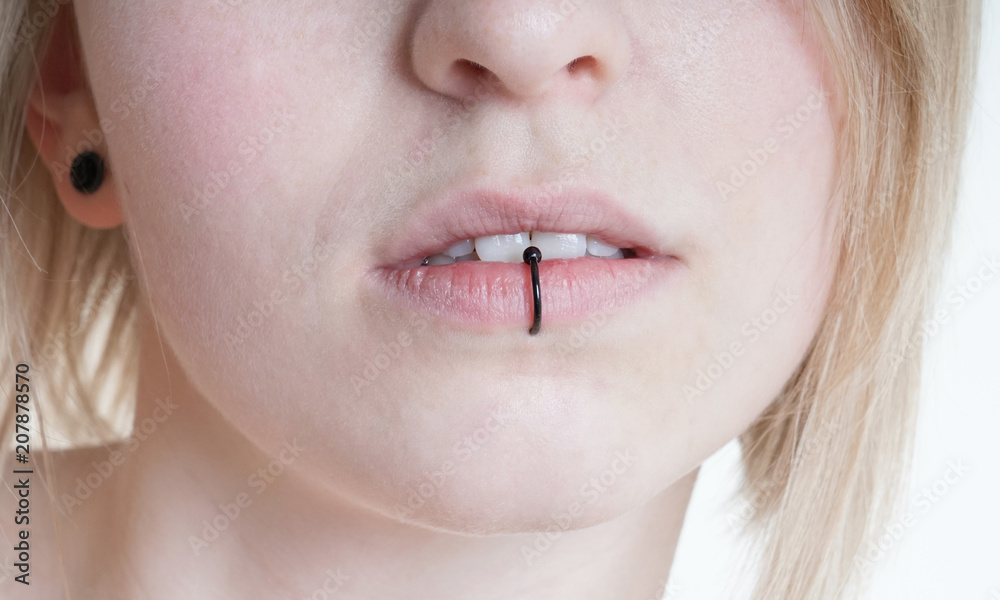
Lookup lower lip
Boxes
[367,256,680,330]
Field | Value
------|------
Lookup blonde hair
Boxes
[0,0,980,598]
[737,0,980,597]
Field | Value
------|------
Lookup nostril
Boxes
[456,58,489,77]
[566,56,596,75]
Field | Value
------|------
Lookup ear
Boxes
[22,3,122,229]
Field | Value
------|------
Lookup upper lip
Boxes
[376,181,671,268]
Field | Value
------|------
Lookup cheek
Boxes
[622,1,842,454]
[85,8,363,364]
[81,8,420,511]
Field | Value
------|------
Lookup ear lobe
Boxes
[22,3,122,230]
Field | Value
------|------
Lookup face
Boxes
[71,0,840,533]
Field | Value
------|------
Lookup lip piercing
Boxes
[522,246,542,335]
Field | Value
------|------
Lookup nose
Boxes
[411,0,631,104]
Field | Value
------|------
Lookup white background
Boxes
[669,4,1000,599]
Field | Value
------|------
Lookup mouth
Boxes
[365,183,682,332]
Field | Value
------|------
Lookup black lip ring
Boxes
[522,246,542,335]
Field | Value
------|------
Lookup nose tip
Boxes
[411,0,631,104]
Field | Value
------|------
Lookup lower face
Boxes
[77,0,840,533]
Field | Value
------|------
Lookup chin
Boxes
[360,435,659,537]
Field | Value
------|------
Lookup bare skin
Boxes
[4,1,840,598]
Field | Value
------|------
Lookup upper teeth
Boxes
[422,232,625,265]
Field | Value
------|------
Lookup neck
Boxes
[100,311,697,600]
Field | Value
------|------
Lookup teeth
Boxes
[422,232,626,264]
[529,232,587,260]
[443,239,474,257]
[474,232,531,262]
[586,234,622,257]
[425,253,456,265]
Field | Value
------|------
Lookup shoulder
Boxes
[0,442,127,597]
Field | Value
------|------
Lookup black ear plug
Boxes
[522,246,542,335]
